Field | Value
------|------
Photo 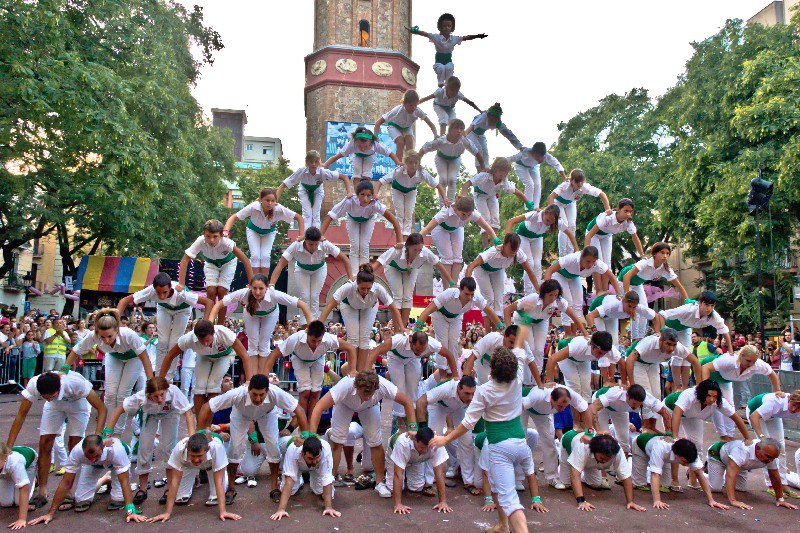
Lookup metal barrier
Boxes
[749,370,800,441]
[0,353,23,391]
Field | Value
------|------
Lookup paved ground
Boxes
[1,393,798,532]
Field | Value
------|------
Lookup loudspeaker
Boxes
[747,177,773,214]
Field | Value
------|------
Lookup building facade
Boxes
[748,0,800,25]
[241,136,282,169]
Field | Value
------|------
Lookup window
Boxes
[359,20,370,47]
[245,143,253,151]
[262,146,273,156]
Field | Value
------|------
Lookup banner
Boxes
[325,121,397,180]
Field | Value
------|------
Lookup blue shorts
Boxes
[553,408,573,430]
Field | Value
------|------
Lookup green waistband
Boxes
[664,391,680,411]
[436,150,459,161]
[437,306,460,319]
[439,221,458,231]
[473,417,486,434]
[246,219,277,235]
[158,301,191,312]
[354,152,372,158]
[480,262,503,272]
[301,182,321,206]
[588,295,606,313]
[485,416,525,444]
[252,305,278,316]
[707,440,725,461]
[203,252,236,268]
[664,319,691,331]
[388,260,409,272]
[109,349,138,361]
[474,185,489,196]
[747,393,767,413]
[434,52,453,64]
[473,127,486,136]
[561,429,588,456]
[635,432,661,454]
[291,351,323,363]
[516,222,545,239]
[434,102,454,110]
[387,121,411,132]
[474,431,487,450]
[391,179,417,193]
[515,161,533,169]
[555,195,573,204]
[515,309,543,325]
[297,260,326,271]
[347,213,371,223]
[618,263,646,285]
[557,268,580,279]
[206,346,233,359]
[11,446,36,469]
[390,348,409,360]
[586,216,608,236]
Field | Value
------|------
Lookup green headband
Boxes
[354,132,374,141]
[487,107,502,118]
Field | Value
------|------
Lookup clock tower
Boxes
[304,0,419,212]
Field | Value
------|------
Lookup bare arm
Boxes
[177,255,190,290]
[319,215,334,236]
[464,255,483,278]
[269,258,289,287]
[5,398,32,447]
[318,297,338,323]
[545,347,570,382]
[585,225,599,248]
[222,213,239,234]
[373,117,386,135]
[423,116,438,138]
[434,262,452,286]
[475,217,498,242]
[382,210,404,245]
[232,247,254,282]
[138,351,154,379]
[504,213,526,235]
[116,294,135,317]
[309,393,335,434]
[631,233,644,257]
[419,218,439,237]
[564,229,580,252]
[670,278,689,301]
[521,261,540,292]
[598,191,611,211]
[232,339,252,382]
[160,345,183,378]
[416,301,438,326]
[543,260,561,281]
[86,390,108,433]
[337,252,355,280]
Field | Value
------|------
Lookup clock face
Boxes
[335,58,358,74]
[310,59,327,75]
[402,67,416,85]
[372,61,393,77]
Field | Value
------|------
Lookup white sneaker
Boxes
[445,466,459,479]
[548,479,567,490]
[234,476,246,485]
[515,481,524,491]
[246,476,257,488]
[375,482,391,498]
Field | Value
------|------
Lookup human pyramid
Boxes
[3,12,800,532]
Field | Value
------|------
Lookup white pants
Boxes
[239,443,267,477]
[0,452,36,507]
[345,217,376,274]
[629,283,648,340]
[74,464,124,503]
[467,133,488,171]
[352,153,378,179]
[282,470,331,496]
[386,457,428,492]
[194,355,233,395]
[387,125,414,143]
[596,409,632,455]
[329,404,382,448]
[530,414,559,481]
[387,356,421,417]
[432,62,455,87]
[786,449,800,489]
[631,442,673,487]
[156,309,192,382]
[325,423,373,471]
[384,264,419,309]
[430,313,461,366]
[298,184,324,231]
[488,438,534,517]
[670,328,694,370]
[557,202,578,256]
[711,381,736,438]
[633,362,662,419]
[519,236,543,292]
[558,359,592,402]
[558,444,623,487]
[553,271,583,326]
[180,366,194,398]
[203,260,237,291]
[474,267,505,319]
[708,457,750,492]
[136,414,180,476]
[515,165,541,207]
[105,356,144,434]
[474,193,500,232]
[434,156,461,206]
[433,103,456,126]
[589,233,613,268]
[429,407,477,485]
[431,226,463,265]
[52,427,68,467]
[40,399,90,437]
[229,409,280,464]
[745,411,788,484]
[294,264,326,323]
[243,310,279,357]
[390,188,417,236]
[246,226,277,269]
[340,304,378,350]
[43,356,65,372]
[595,316,619,355]
[175,467,227,500]
[676,416,706,462]
[291,355,325,392]
[515,318,548,372]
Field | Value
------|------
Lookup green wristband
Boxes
[449,280,456,288]
[484,495,494,503]
[492,237,502,246]
[101,428,113,439]
[248,431,259,444]
[59,364,70,374]
[531,496,542,503]
[125,503,140,515]
[496,321,505,331]
[684,298,697,304]
[300,431,318,440]
[407,422,418,431]
[525,201,536,211]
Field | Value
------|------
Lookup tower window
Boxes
[359,20,370,47]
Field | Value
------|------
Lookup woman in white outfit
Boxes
[506,204,577,293]
[211,274,311,374]
[270,227,353,323]
[322,126,401,181]
[223,187,304,277]
[375,150,446,236]
[465,233,538,322]
[320,180,404,276]
[547,169,610,256]
[419,195,498,283]
[584,198,644,272]
[276,150,353,231]
[66,309,154,434]
[544,247,620,336]
[507,142,568,208]
[585,291,661,354]
[621,242,689,340]
[319,264,405,372]
[419,76,482,135]
[418,119,484,205]
[464,103,524,171]
[374,233,452,326]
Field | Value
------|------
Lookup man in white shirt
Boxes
[269,435,339,521]
[386,428,452,515]
[588,384,671,455]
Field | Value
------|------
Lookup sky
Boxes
[184,0,771,166]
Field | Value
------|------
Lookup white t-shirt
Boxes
[633,334,690,365]
[282,439,335,485]
[22,372,93,403]
[673,386,735,420]
[133,281,199,311]
[632,257,677,282]
[519,209,568,236]
[65,438,130,475]
[660,303,729,335]
[523,385,587,415]
[380,165,438,190]
[168,436,228,472]
[478,246,527,270]
[508,149,564,173]
[469,172,516,197]
[514,293,568,322]
[420,135,478,159]
[283,167,340,188]
[432,86,464,108]
[208,385,298,420]
[433,287,487,318]
[433,205,483,230]
[222,287,298,317]
[329,375,398,412]
[566,432,632,480]
[279,330,340,362]
[181,348,196,369]
[752,393,800,421]
[469,113,523,151]
[333,281,393,310]
[719,440,778,471]
[337,138,393,158]
[381,104,427,129]
[594,385,664,414]
[177,325,237,359]
[122,385,192,417]
[0,450,32,488]
[556,251,609,277]
[282,239,340,266]
[390,333,441,360]
[562,336,597,363]
[377,246,439,271]
[427,33,464,54]
[328,196,387,221]
[593,295,655,321]
[73,326,146,358]
[592,211,637,236]
[390,432,448,469]
[645,436,704,474]
[235,202,296,231]
[424,379,467,412]
[184,235,236,261]
[461,352,525,429]
[553,180,602,204]
[709,354,773,382]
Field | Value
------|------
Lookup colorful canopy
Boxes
[74,256,159,293]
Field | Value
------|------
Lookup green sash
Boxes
[158,301,190,311]
[515,161,533,169]
[435,52,453,64]
[485,416,525,444]
[516,222,545,239]
[747,393,767,414]
[474,186,489,196]
[109,349,138,361]
[388,260,409,272]
[555,195,573,204]
[664,319,691,331]
[390,348,409,360]
[11,446,36,469]
[387,121,411,133]
[474,431,487,450]
[347,213,371,223]
[561,429,590,456]
[436,150,459,161]
[246,219,277,235]
[514,309,543,325]
[291,350,323,363]
[437,307,460,319]
[664,391,680,412]
[473,417,486,434]
[253,305,278,316]
[439,221,458,231]
[699,353,730,383]
[354,152,372,158]
[202,252,236,268]
[557,268,579,279]
[388,431,402,450]
[586,216,608,236]
[707,441,725,461]
[473,127,487,135]
[522,386,547,416]
[391,179,417,193]
[618,264,646,285]
[635,432,661,454]
[207,346,233,360]
[301,182,321,206]
[594,386,617,411]
[588,295,606,313]
[480,262,503,272]
[297,260,326,271]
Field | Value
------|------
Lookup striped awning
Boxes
[74,256,160,293]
